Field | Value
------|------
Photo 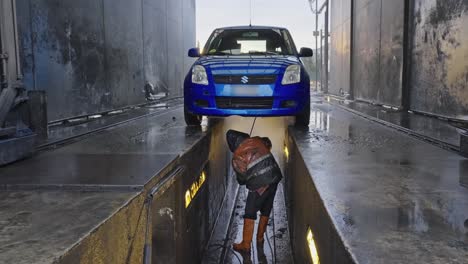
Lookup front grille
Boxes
[216,97,274,109]
[213,75,277,84]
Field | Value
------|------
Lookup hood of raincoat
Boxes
[226,129,273,152]
[226,130,250,152]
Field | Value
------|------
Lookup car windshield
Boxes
[203,28,297,56]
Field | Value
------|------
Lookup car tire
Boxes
[184,106,202,126]
[295,103,310,127]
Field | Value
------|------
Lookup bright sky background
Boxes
[196,0,318,50]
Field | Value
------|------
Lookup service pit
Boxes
[1,99,467,264]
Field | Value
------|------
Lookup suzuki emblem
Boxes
[241,76,249,84]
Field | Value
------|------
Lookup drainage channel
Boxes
[139,116,296,264]
[136,114,354,264]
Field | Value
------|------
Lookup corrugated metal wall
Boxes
[409,0,468,120]
[329,0,351,97]
[16,0,195,122]
[352,0,405,107]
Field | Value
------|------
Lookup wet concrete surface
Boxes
[291,98,468,263]
[325,95,463,149]
[0,191,135,264]
[0,104,204,188]
[44,99,182,147]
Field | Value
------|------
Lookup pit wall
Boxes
[284,130,354,264]
[56,121,235,264]
[16,0,196,122]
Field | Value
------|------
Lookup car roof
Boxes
[215,25,288,31]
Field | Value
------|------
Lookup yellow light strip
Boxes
[185,171,207,208]
[284,145,290,161]
[307,228,320,264]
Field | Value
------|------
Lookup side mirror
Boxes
[299,47,313,57]
[188,48,201,57]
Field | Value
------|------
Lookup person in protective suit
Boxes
[226,129,283,253]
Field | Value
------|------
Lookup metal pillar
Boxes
[315,0,319,91]
[0,0,37,165]
[324,2,329,94]
[309,0,329,93]
[320,29,323,91]
[0,0,24,130]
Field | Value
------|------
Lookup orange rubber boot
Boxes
[233,218,255,252]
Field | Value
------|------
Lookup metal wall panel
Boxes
[167,0,183,98]
[329,0,352,96]
[351,0,404,106]
[16,0,195,121]
[352,0,382,102]
[16,0,34,90]
[183,0,197,86]
[21,0,107,121]
[142,0,169,95]
[410,0,468,120]
[103,0,144,108]
[379,0,405,106]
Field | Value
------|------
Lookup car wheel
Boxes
[295,103,310,127]
[184,106,202,126]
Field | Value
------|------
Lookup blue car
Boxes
[184,26,313,126]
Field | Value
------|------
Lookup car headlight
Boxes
[192,65,208,85]
[281,65,301,85]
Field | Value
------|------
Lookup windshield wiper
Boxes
[207,51,230,56]
[248,51,282,56]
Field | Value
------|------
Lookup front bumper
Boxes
[185,82,310,117]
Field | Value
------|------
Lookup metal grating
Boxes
[213,75,277,84]
[215,97,274,109]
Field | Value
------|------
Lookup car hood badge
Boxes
[241,76,249,84]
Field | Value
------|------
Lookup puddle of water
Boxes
[307,109,352,142]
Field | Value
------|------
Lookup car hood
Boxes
[196,56,301,75]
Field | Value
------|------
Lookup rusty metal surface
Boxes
[16,0,195,122]
[351,0,404,107]
[409,0,468,120]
